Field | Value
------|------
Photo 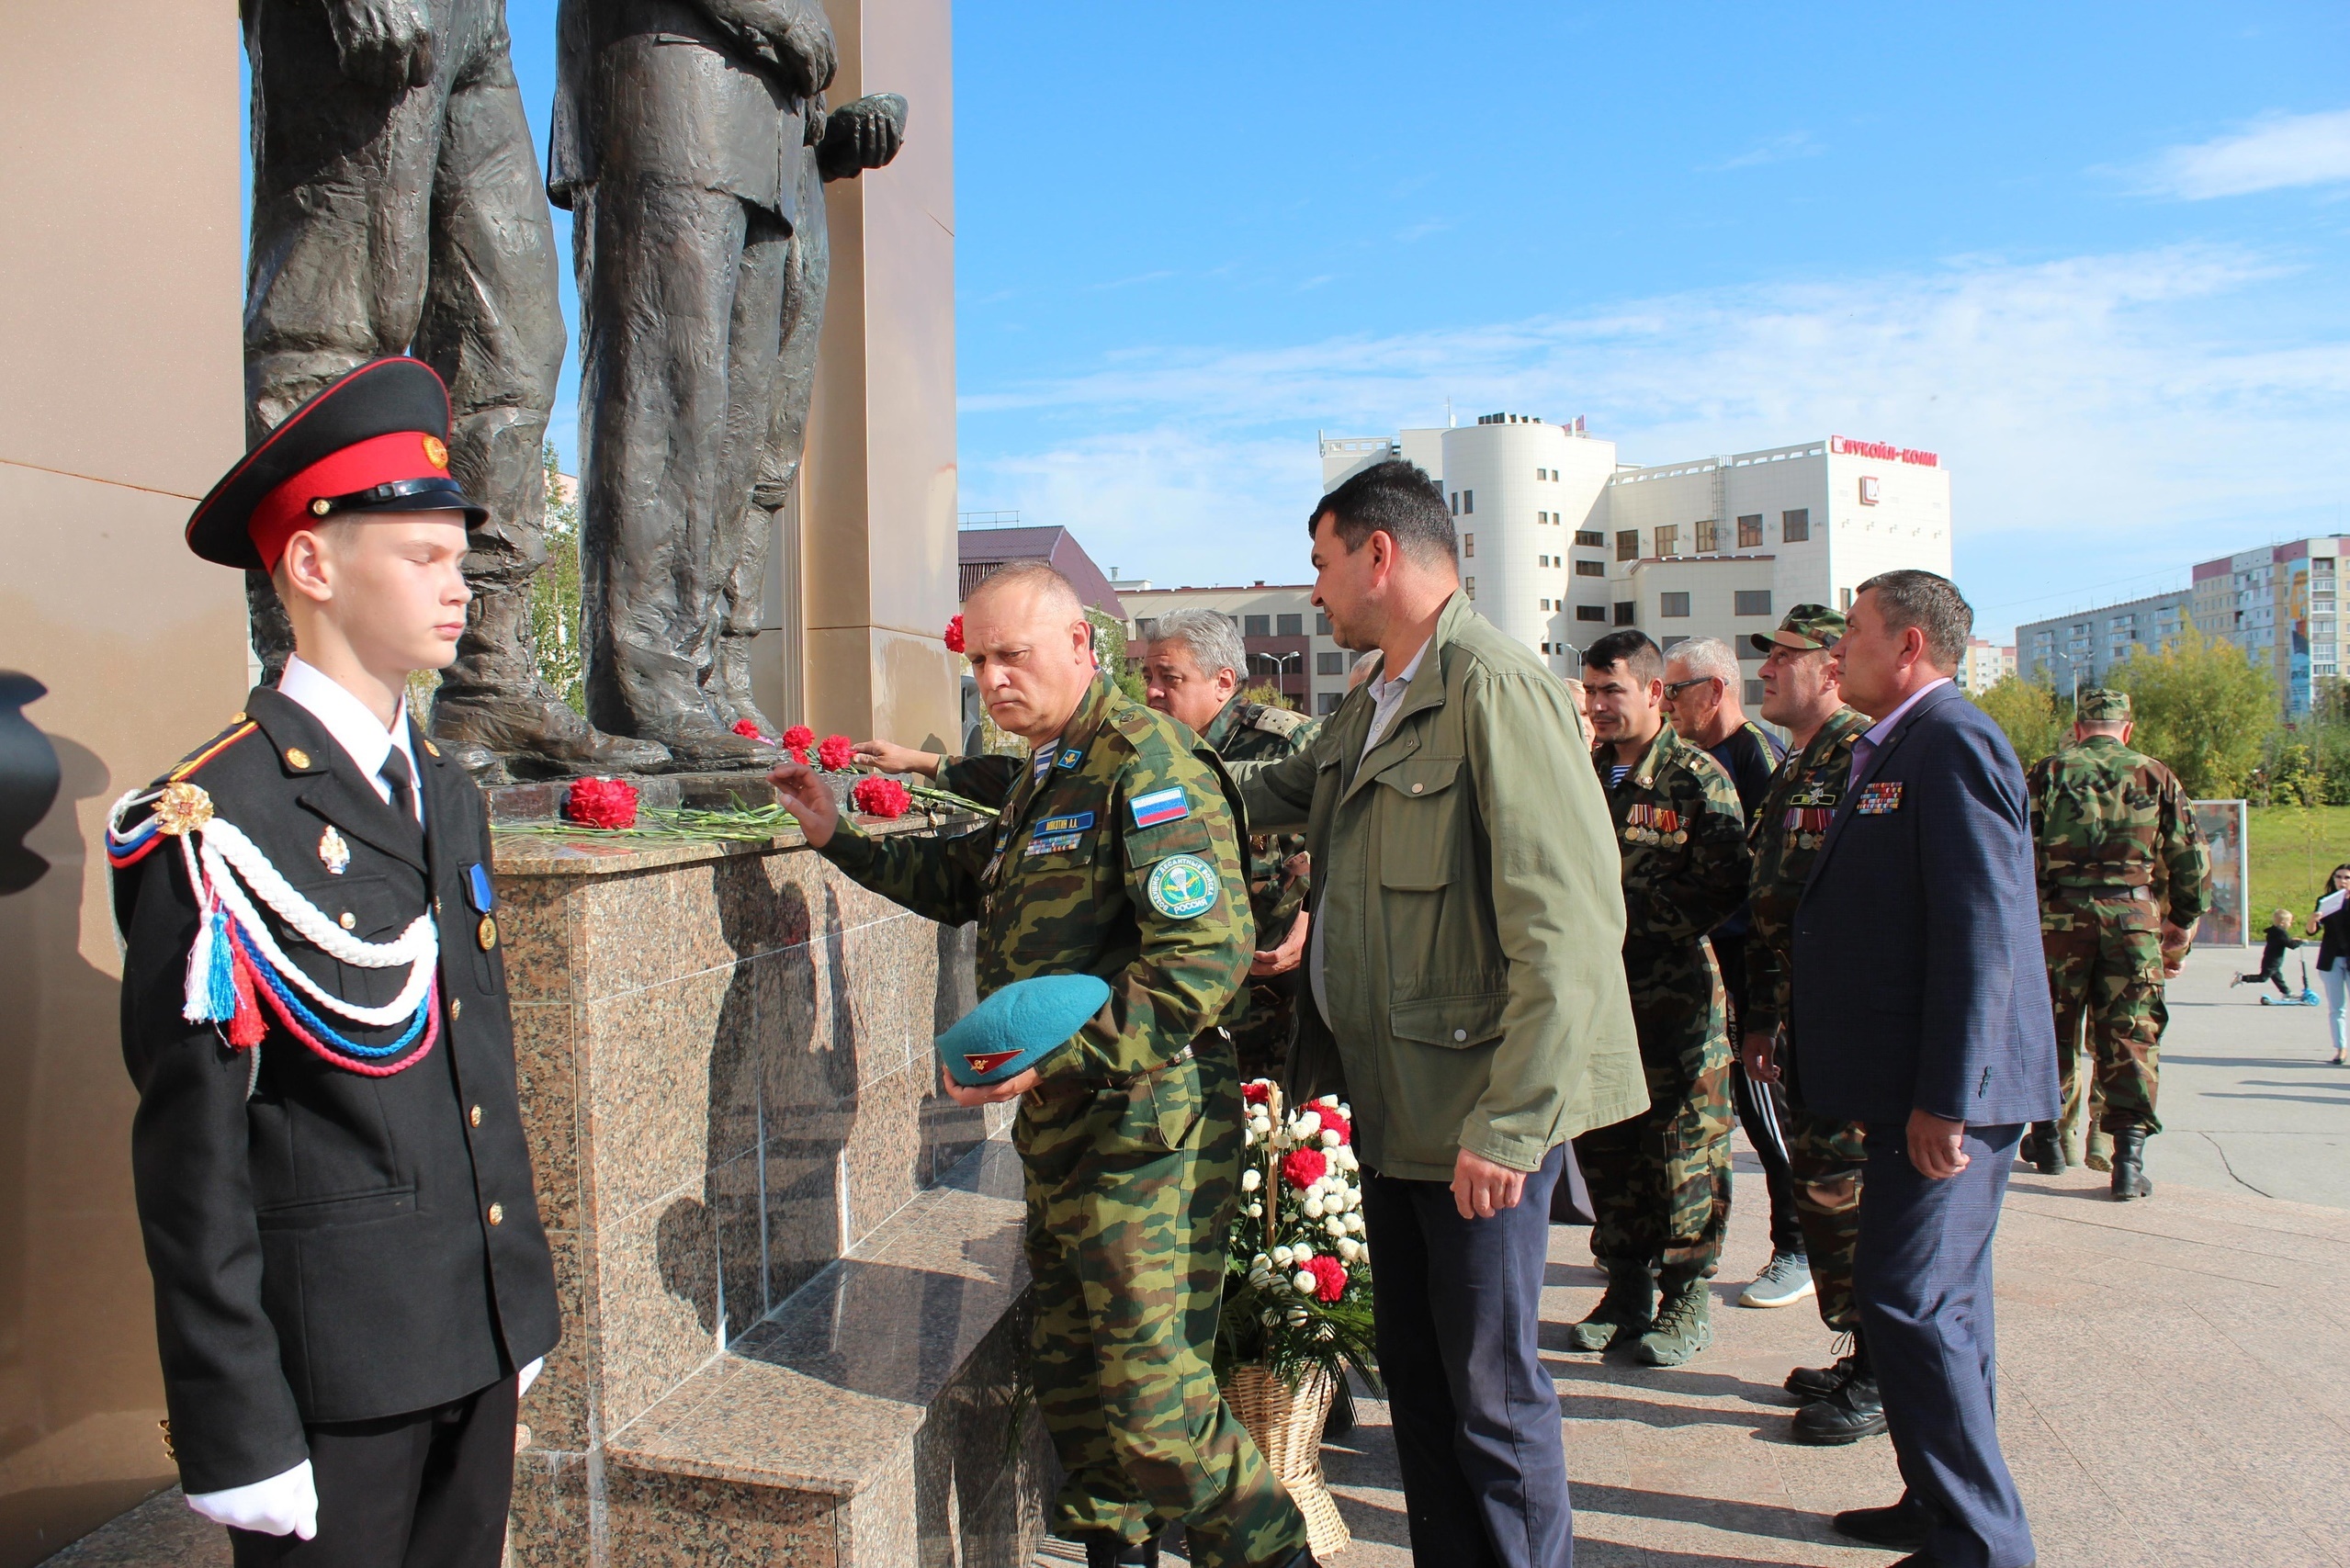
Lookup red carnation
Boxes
[1242,1080,1273,1105]
[781,724,816,764]
[852,776,911,819]
[1281,1147,1327,1191]
[1304,1254,1349,1303]
[1317,1106,1351,1145]
[944,614,966,654]
[731,718,770,742]
[817,734,856,771]
[566,776,639,829]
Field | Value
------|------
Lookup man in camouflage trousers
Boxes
[2023,687,2211,1201]
[1739,605,1881,1444]
[773,563,1310,1568]
[1136,608,1316,1080]
[1573,630,1749,1367]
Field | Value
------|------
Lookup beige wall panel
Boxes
[0,5,248,1562]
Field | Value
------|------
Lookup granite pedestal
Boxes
[493,810,1050,1567]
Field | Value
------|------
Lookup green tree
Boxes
[528,444,585,714]
[2106,625,2276,798]
[1087,606,1148,705]
[1974,675,2069,768]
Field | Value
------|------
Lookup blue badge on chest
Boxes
[465,862,496,913]
[1035,811,1095,836]
[1855,782,1904,816]
[1056,748,1085,772]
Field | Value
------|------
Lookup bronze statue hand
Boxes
[325,0,436,90]
[818,94,909,182]
[699,0,837,97]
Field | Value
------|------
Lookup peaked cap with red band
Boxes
[185,357,488,571]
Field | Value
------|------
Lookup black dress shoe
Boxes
[1794,1374,1888,1444]
[1785,1348,1859,1402]
[1834,1498,1929,1551]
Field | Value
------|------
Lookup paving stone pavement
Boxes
[1041,948,2350,1568]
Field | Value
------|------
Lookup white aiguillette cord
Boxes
[198,819,438,1027]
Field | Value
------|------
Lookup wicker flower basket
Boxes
[1223,1361,1350,1559]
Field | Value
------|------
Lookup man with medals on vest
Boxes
[109,358,560,1562]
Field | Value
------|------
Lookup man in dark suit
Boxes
[113,359,559,1563]
[1788,570,2057,1568]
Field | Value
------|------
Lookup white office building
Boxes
[1321,420,1954,703]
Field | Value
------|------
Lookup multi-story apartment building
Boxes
[2019,537,2350,718]
[1115,582,1348,714]
[1958,637,2017,695]
[1320,419,1954,705]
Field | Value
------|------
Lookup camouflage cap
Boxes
[1751,603,1847,655]
[2076,687,2132,722]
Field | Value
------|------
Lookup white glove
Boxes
[186,1459,319,1540]
[519,1357,545,1397]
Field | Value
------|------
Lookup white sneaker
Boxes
[1737,1252,1815,1309]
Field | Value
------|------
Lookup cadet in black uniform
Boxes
[109,358,559,1564]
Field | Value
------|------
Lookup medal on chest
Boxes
[1625,802,1685,846]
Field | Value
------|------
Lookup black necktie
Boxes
[379,748,418,827]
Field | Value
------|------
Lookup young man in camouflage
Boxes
[771,563,1310,1568]
[1739,605,1881,1443]
[1137,608,1316,1081]
[2023,687,2211,1201]
[1574,630,1750,1367]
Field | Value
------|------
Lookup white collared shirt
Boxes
[276,656,425,827]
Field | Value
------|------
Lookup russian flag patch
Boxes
[1130,785,1190,828]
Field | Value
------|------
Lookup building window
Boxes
[1838,586,1853,611]
[1577,604,1607,622]
[1465,577,1475,601]
[1737,513,1763,547]
[1660,592,1691,618]
[1463,534,1474,558]
[1616,529,1640,562]
[1463,490,1474,514]
[1576,530,1606,548]
[1316,692,1340,716]
[1450,493,1460,514]
[1316,650,1346,676]
[1612,603,1635,626]
[1575,559,1604,577]
[1244,615,1271,637]
[1655,525,1680,558]
[1277,613,1303,637]
[1695,519,1720,553]
[1538,555,1549,568]
[1734,590,1772,616]
[1782,509,1811,543]
[1135,616,1158,641]
[1540,598,1552,611]
[1744,679,1765,706]
[1316,611,1331,635]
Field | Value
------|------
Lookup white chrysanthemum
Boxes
[1261,1309,1280,1326]
[1246,1201,1262,1218]
[1302,1198,1325,1220]
[1320,1130,1340,1147]
[1242,1127,1254,1147]
[1294,1110,1321,1136]
[1325,1216,1348,1237]
[1293,1270,1317,1294]
[1345,1212,1365,1234]
[1239,1168,1261,1192]
[1290,1241,1314,1262]
[1271,1245,1293,1266]
[1317,1094,1339,1108]
[1333,1146,1359,1171]
[1337,1238,1361,1261]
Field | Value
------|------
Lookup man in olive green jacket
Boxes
[1233,460,1642,1568]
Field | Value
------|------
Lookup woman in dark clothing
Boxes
[2305,864,2350,1065]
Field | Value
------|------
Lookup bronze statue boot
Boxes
[709,631,783,742]
[435,688,672,778]
[626,708,782,773]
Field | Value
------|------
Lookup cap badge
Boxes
[318,825,351,874]
[153,782,214,837]
[310,498,333,516]
[422,434,449,469]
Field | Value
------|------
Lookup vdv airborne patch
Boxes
[1146,853,1219,919]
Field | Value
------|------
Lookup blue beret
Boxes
[936,974,1112,1086]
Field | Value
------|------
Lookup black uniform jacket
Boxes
[113,687,559,1494]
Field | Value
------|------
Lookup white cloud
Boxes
[2140,108,2350,198]
[958,244,2350,634]
[1704,130,1821,172]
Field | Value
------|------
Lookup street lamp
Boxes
[1250,650,1305,706]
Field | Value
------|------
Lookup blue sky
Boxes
[476,2,2350,642]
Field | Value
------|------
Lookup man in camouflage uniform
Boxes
[1572,630,1749,1367]
[1739,605,1881,1443]
[2024,687,2211,1201]
[772,563,1310,1568]
[1136,608,1315,1080]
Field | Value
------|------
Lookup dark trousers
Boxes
[1856,1124,2035,1568]
[230,1376,517,1568]
[1710,933,1803,1256]
[1363,1145,1572,1568]
[2240,960,2290,996]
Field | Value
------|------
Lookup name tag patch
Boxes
[1855,782,1904,816]
[1130,786,1190,828]
[1035,811,1095,836]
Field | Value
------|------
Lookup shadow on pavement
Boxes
[1570,1482,1842,1546]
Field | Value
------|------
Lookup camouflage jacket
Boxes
[1597,725,1749,1039]
[2025,734,2211,926]
[820,678,1254,1080]
[1202,698,1315,933]
[1745,705,1870,1035]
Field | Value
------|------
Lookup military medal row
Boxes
[1624,803,1688,845]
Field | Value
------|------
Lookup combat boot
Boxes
[2019,1122,2064,1176]
[2084,1126,2113,1173]
[1568,1259,1655,1350]
[1636,1275,1713,1367]
[1792,1343,1887,1444]
[1784,1334,1861,1401]
[2110,1127,2152,1200]
[434,578,673,778]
